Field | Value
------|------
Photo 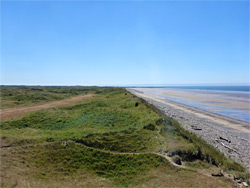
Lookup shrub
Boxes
[143,123,156,131]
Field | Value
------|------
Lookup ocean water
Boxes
[164,95,250,123]
[131,87,250,123]
[133,85,250,92]
[161,86,250,92]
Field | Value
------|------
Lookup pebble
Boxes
[128,89,250,174]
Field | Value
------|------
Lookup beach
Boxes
[127,88,250,172]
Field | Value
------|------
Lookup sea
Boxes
[129,86,250,123]
[131,85,250,92]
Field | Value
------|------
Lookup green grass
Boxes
[21,142,168,187]
[0,86,249,187]
[75,127,164,153]
[0,86,111,109]
[142,99,249,180]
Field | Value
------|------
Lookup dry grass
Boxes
[0,151,112,188]
[0,145,235,188]
[129,167,235,188]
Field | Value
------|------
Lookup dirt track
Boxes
[0,94,94,121]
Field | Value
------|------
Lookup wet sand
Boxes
[130,88,250,123]
[127,88,250,172]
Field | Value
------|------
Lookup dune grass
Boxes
[0,86,105,109]
[0,86,248,187]
[140,98,249,179]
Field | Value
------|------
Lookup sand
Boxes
[131,89,250,134]
[127,88,250,172]
[130,88,250,123]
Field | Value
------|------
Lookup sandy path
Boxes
[74,142,186,168]
[131,91,250,134]
[0,94,94,121]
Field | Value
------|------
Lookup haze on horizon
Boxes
[1,1,249,86]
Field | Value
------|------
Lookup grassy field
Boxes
[0,86,102,110]
[0,86,249,187]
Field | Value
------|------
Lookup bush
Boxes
[143,123,156,131]
[172,156,182,165]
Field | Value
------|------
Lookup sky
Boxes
[1,0,249,86]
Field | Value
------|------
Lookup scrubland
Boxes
[0,86,249,187]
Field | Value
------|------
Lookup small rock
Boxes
[172,156,182,165]
[212,172,224,177]
[242,182,248,187]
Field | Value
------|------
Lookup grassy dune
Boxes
[0,86,101,110]
[0,87,249,187]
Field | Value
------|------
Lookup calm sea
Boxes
[133,86,250,92]
[129,86,250,123]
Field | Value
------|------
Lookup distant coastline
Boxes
[126,85,250,92]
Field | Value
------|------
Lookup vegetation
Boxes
[0,86,105,109]
[0,86,249,187]
[140,99,249,179]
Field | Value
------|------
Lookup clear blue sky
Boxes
[1,1,249,86]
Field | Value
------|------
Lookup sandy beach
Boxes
[132,88,250,123]
[127,88,250,172]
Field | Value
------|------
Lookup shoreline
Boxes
[163,98,250,126]
[127,88,250,172]
[129,88,250,123]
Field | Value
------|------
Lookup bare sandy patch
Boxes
[0,94,94,121]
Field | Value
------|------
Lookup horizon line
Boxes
[1,83,250,87]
